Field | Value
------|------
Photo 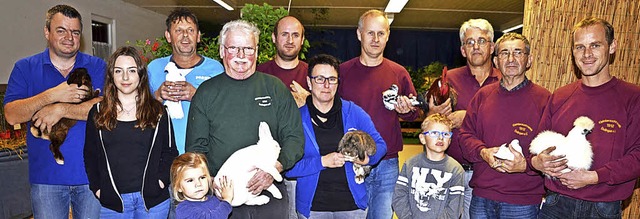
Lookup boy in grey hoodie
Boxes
[393,113,465,219]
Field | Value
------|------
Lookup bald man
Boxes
[257,16,309,108]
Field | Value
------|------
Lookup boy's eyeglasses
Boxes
[422,130,453,139]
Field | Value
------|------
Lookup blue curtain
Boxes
[306,28,503,70]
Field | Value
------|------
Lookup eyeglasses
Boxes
[224,46,256,55]
[463,38,489,47]
[310,75,339,85]
[422,130,453,139]
[497,50,528,60]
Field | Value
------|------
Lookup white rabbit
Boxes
[214,122,283,206]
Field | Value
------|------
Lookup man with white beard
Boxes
[185,20,304,219]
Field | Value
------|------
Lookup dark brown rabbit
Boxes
[30,68,99,165]
[338,130,377,184]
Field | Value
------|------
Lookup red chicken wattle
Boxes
[419,66,457,113]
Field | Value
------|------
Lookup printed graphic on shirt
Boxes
[599,119,621,133]
[255,96,272,107]
[397,167,464,212]
[195,75,211,81]
[512,123,533,136]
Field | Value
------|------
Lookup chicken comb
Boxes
[440,66,449,96]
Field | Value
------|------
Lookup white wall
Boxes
[0,0,167,83]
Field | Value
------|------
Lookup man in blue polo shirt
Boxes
[3,4,105,218]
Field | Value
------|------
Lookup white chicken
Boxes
[529,116,595,174]
[494,139,523,161]
[163,62,192,119]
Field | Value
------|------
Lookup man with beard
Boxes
[533,17,640,219]
[257,16,309,108]
[148,8,224,154]
[427,18,501,219]
[460,33,549,218]
[338,9,419,219]
[4,4,104,218]
[186,20,304,219]
[257,16,307,219]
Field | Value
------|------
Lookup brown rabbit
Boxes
[30,68,99,165]
[338,130,377,184]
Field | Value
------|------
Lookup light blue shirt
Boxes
[148,55,224,154]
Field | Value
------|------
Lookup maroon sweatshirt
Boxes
[446,65,501,166]
[538,77,640,202]
[339,58,419,159]
[257,60,309,91]
[460,81,550,205]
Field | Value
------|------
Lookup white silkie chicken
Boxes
[529,116,595,174]
[494,139,524,161]
[214,122,283,206]
[163,62,192,119]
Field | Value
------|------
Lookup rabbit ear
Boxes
[357,143,366,160]
[258,122,274,142]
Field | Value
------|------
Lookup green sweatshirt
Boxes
[185,72,304,176]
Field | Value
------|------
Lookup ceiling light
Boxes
[384,0,409,13]
[386,13,395,24]
[502,24,523,33]
[213,0,234,11]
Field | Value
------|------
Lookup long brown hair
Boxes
[95,46,163,130]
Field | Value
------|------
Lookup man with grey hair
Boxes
[427,18,501,219]
[339,9,419,219]
[460,32,549,218]
[185,19,304,218]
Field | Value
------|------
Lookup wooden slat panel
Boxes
[523,1,640,218]
[524,0,640,92]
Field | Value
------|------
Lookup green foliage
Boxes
[130,37,171,63]
[129,36,219,62]
[198,35,220,61]
[240,3,310,63]
[406,61,446,94]
[132,3,309,64]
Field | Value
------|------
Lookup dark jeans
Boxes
[469,195,539,219]
[229,181,289,219]
[539,192,622,219]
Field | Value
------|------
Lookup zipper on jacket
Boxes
[97,103,125,212]
[141,112,169,211]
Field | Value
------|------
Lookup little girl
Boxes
[171,152,234,219]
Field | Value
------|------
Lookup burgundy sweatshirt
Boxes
[446,65,501,166]
[539,77,640,202]
[257,60,309,91]
[339,57,419,159]
[460,81,550,205]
